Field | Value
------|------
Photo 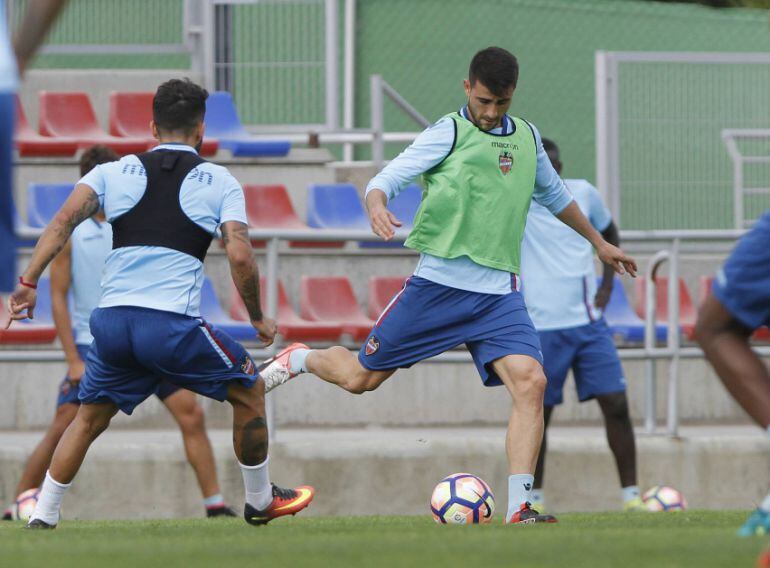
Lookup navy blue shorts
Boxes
[78,306,258,414]
[57,344,182,407]
[0,93,15,292]
[359,276,543,386]
[712,211,770,331]
[538,319,626,406]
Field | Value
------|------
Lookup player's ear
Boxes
[150,120,159,141]
[463,79,471,97]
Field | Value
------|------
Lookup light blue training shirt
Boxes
[70,218,111,345]
[0,6,17,93]
[521,179,613,331]
[78,143,248,316]
[366,106,574,294]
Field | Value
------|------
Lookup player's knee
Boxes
[598,392,630,422]
[346,370,380,395]
[177,404,206,434]
[77,412,112,439]
[514,365,547,400]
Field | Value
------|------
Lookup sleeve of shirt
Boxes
[219,173,248,225]
[365,117,455,203]
[77,163,106,208]
[585,182,613,232]
[528,121,574,215]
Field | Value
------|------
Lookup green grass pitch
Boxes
[0,512,767,567]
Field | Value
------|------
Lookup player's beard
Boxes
[466,102,497,131]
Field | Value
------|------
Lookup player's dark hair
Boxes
[153,78,208,135]
[79,144,119,176]
[468,47,519,96]
[542,138,559,155]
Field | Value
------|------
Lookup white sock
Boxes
[507,474,534,519]
[288,349,312,374]
[32,471,71,525]
[622,485,641,504]
[760,492,770,513]
[239,457,272,510]
[530,489,545,506]
[203,493,225,509]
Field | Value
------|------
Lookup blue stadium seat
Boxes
[31,278,54,323]
[600,276,667,343]
[205,92,291,157]
[27,183,73,228]
[387,183,422,228]
[199,277,257,342]
[306,183,369,230]
[12,200,36,247]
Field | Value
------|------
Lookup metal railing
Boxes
[722,128,770,229]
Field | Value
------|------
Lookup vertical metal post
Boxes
[607,55,622,226]
[666,239,681,437]
[201,0,215,91]
[370,74,384,170]
[264,237,280,442]
[342,0,356,161]
[595,51,611,205]
[644,274,657,434]
[324,0,339,131]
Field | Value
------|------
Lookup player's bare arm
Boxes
[595,220,621,309]
[365,188,402,241]
[49,239,84,381]
[556,201,637,277]
[221,220,276,346]
[6,184,99,326]
[13,0,69,75]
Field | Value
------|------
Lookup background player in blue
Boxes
[5,79,313,528]
[521,138,642,513]
[0,0,68,292]
[258,47,637,525]
[695,211,770,536]
[2,145,236,520]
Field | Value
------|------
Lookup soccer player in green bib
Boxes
[261,47,637,524]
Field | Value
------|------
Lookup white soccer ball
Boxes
[430,473,495,524]
[12,488,40,521]
[642,485,687,512]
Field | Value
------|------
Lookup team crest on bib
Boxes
[499,151,513,175]
[365,336,380,356]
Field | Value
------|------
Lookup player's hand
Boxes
[67,357,86,383]
[5,285,37,328]
[597,242,637,278]
[252,317,277,347]
[594,285,612,310]
[367,202,402,241]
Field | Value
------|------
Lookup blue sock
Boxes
[507,474,534,520]
[203,494,225,508]
[288,349,311,374]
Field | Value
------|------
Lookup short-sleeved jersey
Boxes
[70,218,111,345]
[77,143,247,316]
[521,179,612,331]
[0,8,18,92]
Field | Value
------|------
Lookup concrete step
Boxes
[0,426,767,520]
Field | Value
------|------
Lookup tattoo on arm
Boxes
[222,222,264,322]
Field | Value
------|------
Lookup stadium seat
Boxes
[633,277,696,338]
[108,92,218,156]
[300,276,375,341]
[27,183,73,228]
[199,277,258,342]
[306,183,369,229]
[12,200,37,248]
[230,279,343,342]
[243,184,339,248]
[698,276,770,341]
[14,97,78,157]
[360,183,423,248]
[368,276,408,320]
[204,92,291,157]
[0,277,57,344]
[38,91,148,155]
[600,276,667,343]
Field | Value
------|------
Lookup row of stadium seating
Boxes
[15,91,290,158]
[17,182,424,248]
[2,274,768,345]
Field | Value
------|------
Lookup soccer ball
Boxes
[642,486,687,512]
[430,473,495,524]
[12,488,39,521]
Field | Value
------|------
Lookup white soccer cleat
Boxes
[259,343,309,393]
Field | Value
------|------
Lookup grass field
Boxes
[0,512,767,568]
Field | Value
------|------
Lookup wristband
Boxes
[18,277,37,290]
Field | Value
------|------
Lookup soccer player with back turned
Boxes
[260,47,637,524]
[6,79,314,528]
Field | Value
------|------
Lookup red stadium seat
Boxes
[14,97,78,157]
[0,298,57,344]
[300,276,375,341]
[368,276,408,320]
[38,91,148,155]
[699,275,770,341]
[109,92,218,156]
[634,277,696,339]
[230,279,342,342]
[243,184,340,248]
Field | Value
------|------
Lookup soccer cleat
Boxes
[507,502,558,524]
[737,508,770,537]
[243,484,314,526]
[529,500,546,514]
[623,497,646,512]
[25,518,56,530]
[2,507,12,521]
[206,504,237,518]
[258,343,309,393]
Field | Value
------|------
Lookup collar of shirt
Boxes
[459,105,512,135]
[152,143,199,154]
